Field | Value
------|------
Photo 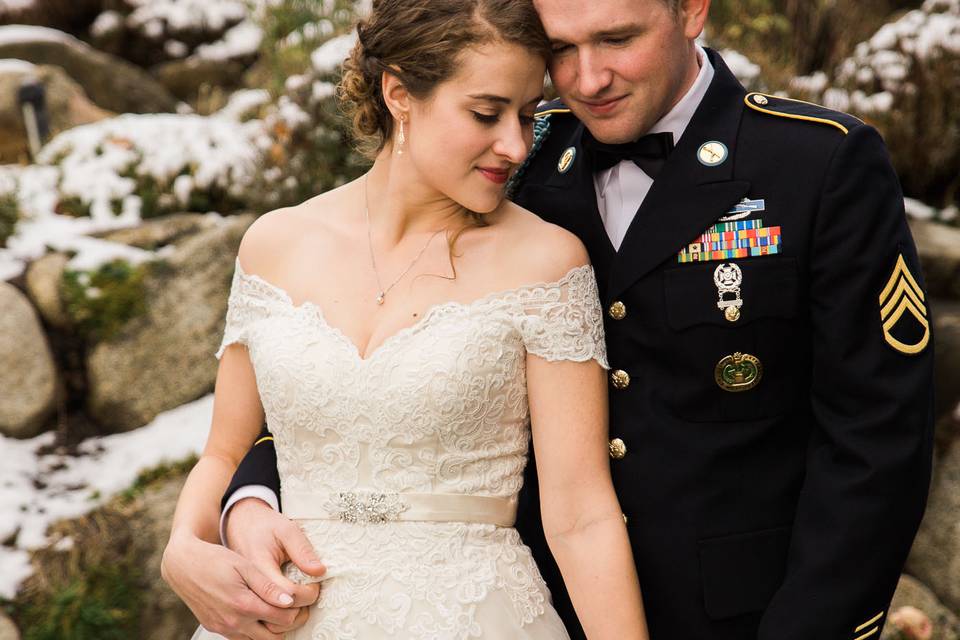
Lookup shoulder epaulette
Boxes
[535,98,573,118]
[744,92,864,135]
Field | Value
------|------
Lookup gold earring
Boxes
[396,116,406,155]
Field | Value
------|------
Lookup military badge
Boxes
[697,141,728,166]
[677,219,781,263]
[879,254,930,355]
[558,147,576,174]
[719,198,766,222]
[714,263,743,322]
[715,352,763,392]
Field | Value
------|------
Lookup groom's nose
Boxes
[576,49,613,98]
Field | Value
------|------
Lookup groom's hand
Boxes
[225,497,327,634]
[161,529,314,639]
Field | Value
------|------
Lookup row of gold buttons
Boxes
[607,301,629,462]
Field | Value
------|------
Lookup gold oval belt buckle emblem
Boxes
[715,352,763,392]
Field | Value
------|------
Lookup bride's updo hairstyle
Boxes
[338,0,550,157]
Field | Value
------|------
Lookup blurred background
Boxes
[0,0,956,638]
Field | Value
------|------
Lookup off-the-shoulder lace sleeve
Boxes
[517,264,609,369]
[215,258,278,360]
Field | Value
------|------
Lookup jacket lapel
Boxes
[534,123,616,292]
[607,49,751,301]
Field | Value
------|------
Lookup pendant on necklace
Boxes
[376,292,385,305]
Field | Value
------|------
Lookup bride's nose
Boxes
[491,119,530,165]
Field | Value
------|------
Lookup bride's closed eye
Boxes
[472,112,538,127]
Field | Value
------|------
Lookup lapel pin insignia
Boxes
[558,147,576,174]
[753,94,769,106]
[698,141,728,167]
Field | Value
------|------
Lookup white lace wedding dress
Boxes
[193,256,609,639]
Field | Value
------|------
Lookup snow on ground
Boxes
[0,393,214,599]
[0,58,35,74]
[0,102,267,281]
[194,18,263,61]
[125,0,249,34]
[0,24,85,48]
[311,32,357,74]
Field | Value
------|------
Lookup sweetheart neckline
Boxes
[232,257,594,363]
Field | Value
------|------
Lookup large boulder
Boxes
[132,474,198,640]
[24,252,71,330]
[85,213,254,432]
[0,281,58,438]
[0,611,19,640]
[881,574,960,640]
[0,25,179,114]
[910,218,960,301]
[906,440,960,614]
[0,59,112,164]
[932,301,960,424]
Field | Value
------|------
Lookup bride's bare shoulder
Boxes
[495,202,590,283]
[237,183,355,275]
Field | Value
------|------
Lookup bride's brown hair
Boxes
[337,0,550,158]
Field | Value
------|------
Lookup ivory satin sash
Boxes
[282,490,518,528]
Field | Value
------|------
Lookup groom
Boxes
[166,0,935,638]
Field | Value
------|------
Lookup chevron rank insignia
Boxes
[879,255,930,355]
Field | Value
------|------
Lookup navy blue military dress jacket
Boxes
[225,48,934,640]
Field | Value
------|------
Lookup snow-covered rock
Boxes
[790,0,960,208]
[0,25,179,114]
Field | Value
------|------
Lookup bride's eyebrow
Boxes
[468,93,512,104]
[468,94,545,106]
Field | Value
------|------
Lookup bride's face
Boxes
[405,41,546,213]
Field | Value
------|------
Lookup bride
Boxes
[166,0,648,637]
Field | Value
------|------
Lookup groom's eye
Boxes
[472,112,499,125]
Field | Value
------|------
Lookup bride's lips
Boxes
[477,167,510,185]
[580,95,626,116]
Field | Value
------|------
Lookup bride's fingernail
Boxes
[279,593,294,605]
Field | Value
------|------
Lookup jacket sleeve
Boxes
[220,425,282,513]
[757,124,934,640]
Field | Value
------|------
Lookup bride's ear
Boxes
[381,67,411,123]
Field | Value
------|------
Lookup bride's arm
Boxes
[528,354,649,640]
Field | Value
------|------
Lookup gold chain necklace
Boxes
[363,175,445,305]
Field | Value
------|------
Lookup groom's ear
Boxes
[381,67,411,120]
[678,0,710,39]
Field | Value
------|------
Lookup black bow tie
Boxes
[582,130,675,179]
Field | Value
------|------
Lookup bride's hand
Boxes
[224,498,327,634]
[161,527,318,639]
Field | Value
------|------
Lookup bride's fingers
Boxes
[263,606,310,634]
[234,564,300,624]
[242,621,284,640]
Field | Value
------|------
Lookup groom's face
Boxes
[535,0,708,144]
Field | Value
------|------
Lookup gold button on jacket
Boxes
[608,301,627,320]
[609,437,627,459]
[610,369,631,390]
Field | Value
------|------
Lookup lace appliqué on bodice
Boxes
[214,258,607,639]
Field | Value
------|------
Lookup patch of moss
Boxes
[0,192,19,248]
[61,260,149,342]
[119,455,198,505]
[13,511,143,640]
[56,196,91,218]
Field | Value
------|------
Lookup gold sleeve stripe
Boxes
[254,436,274,446]
[855,611,885,632]
[535,108,572,117]
[744,93,854,135]
[854,627,879,640]
[879,255,930,354]
[879,255,925,304]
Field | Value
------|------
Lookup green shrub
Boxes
[0,192,18,247]
[61,260,149,342]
